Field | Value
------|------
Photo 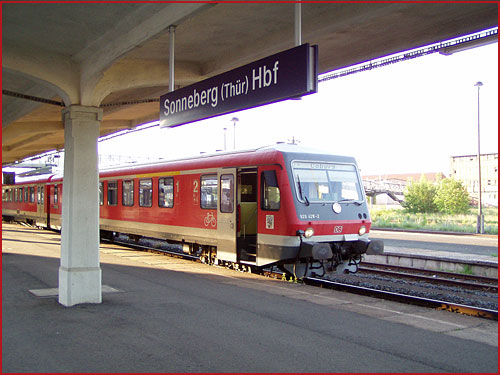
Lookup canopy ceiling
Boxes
[2,2,498,164]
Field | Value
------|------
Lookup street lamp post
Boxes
[474,81,484,234]
[231,117,239,149]
[223,127,227,151]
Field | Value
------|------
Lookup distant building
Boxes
[362,172,446,206]
[450,153,498,207]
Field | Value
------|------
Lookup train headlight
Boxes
[332,202,342,214]
[358,225,367,236]
[304,227,315,238]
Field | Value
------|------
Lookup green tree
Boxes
[402,175,438,213]
[434,178,470,214]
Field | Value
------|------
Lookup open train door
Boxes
[216,168,237,263]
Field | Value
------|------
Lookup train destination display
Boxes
[160,43,318,128]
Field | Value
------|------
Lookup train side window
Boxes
[37,187,41,204]
[41,187,44,204]
[20,188,24,202]
[201,174,218,209]
[54,185,59,205]
[122,179,134,206]
[15,188,18,202]
[139,179,153,207]
[220,174,234,213]
[30,187,35,203]
[159,177,174,208]
[25,187,29,202]
[107,181,118,206]
[98,183,102,206]
[261,170,280,211]
[240,172,257,203]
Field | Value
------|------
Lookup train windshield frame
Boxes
[291,160,364,204]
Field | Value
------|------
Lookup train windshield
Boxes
[292,161,363,204]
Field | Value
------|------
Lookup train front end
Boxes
[276,148,384,278]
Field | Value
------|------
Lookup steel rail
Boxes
[303,276,498,321]
[361,262,497,284]
[101,238,200,262]
[358,263,498,292]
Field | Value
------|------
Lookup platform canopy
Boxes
[2,2,498,164]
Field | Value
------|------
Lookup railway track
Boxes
[358,262,498,292]
[102,237,200,262]
[303,276,498,321]
[103,236,498,321]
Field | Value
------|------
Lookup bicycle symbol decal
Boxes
[204,212,217,227]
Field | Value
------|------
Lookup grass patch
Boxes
[370,206,498,235]
[460,264,474,275]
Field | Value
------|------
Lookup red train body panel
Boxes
[2,176,63,229]
[3,144,383,277]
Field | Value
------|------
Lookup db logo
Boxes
[334,226,343,233]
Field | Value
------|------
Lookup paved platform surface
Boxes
[2,223,498,373]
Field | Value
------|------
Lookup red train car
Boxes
[2,175,63,230]
[3,144,383,278]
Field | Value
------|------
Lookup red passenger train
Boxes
[2,144,383,278]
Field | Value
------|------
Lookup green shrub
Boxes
[402,176,438,213]
[434,178,470,214]
[401,176,472,215]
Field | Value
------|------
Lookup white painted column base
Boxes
[59,266,102,306]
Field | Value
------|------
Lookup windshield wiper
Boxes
[336,198,362,206]
[296,174,310,206]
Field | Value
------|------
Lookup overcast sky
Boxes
[99,38,498,177]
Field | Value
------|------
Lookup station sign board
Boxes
[159,43,318,128]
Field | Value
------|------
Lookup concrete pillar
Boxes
[59,105,102,307]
